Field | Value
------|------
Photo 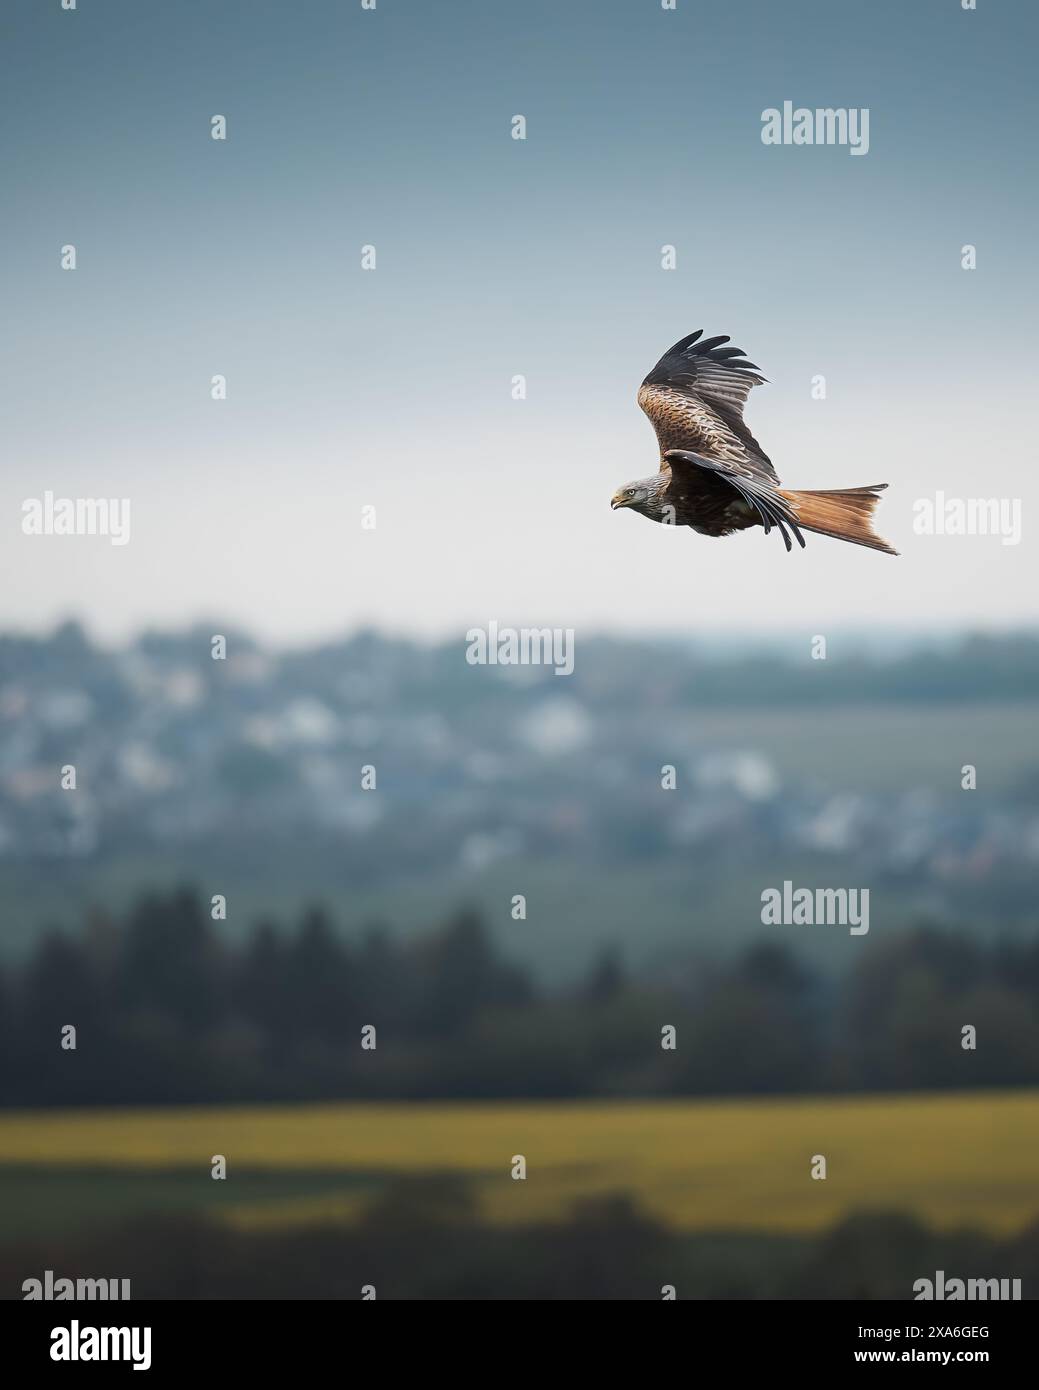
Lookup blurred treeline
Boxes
[3,888,1039,1107]
[2,1185,1038,1299]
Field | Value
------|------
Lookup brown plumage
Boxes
[610,330,896,554]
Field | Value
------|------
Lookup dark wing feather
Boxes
[638,330,778,484]
[664,448,805,553]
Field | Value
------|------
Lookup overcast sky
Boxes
[2,0,1036,645]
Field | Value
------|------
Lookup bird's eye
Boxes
[626,488,636,496]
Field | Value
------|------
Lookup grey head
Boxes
[610,474,669,520]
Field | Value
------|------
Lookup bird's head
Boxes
[611,478,656,511]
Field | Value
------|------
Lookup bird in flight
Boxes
[611,330,896,554]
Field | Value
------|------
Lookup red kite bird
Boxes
[611,330,896,554]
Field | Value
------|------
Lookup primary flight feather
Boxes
[611,330,897,555]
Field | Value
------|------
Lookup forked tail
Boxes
[778,483,897,555]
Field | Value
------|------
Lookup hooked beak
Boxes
[611,495,625,510]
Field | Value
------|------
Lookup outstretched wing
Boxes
[637,330,778,484]
[663,448,805,553]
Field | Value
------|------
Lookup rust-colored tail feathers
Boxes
[778,483,897,555]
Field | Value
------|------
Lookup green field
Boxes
[2,699,1034,979]
[688,700,1039,793]
[1,1089,1036,1240]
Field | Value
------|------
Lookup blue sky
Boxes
[2,0,1036,642]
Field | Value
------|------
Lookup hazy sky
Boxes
[3,0,1036,644]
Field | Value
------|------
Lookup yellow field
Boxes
[1,1090,1036,1235]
